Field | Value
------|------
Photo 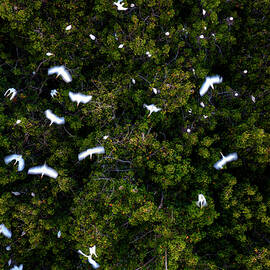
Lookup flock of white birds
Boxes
[1,2,246,269]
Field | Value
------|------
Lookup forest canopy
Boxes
[0,0,270,269]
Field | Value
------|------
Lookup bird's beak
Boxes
[14,160,18,165]
[77,103,79,107]
[56,74,60,79]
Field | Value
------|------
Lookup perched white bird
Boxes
[6,245,11,251]
[165,32,170,36]
[196,194,208,209]
[202,9,206,16]
[31,192,35,197]
[143,104,161,117]
[11,192,21,196]
[118,44,124,48]
[46,52,54,56]
[200,102,205,108]
[103,135,109,140]
[146,51,152,57]
[251,95,256,103]
[199,75,223,96]
[4,88,17,100]
[229,17,234,21]
[199,34,204,39]
[21,231,26,236]
[113,0,128,11]
[69,91,92,106]
[48,65,72,83]
[213,152,238,170]
[15,120,21,125]
[65,25,72,31]
[78,248,100,269]
[28,163,58,179]
[50,89,58,98]
[186,128,191,133]
[152,88,158,94]
[45,109,65,126]
[243,70,248,74]
[4,154,25,172]
[8,259,12,266]
[89,34,96,40]
[78,146,105,161]
[0,224,12,238]
[203,115,208,119]
[57,230,61,238]
[10,265,23,270]
[130,3,135,7]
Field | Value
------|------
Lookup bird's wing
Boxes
[0,224,12,238]
[213,159,225,170]
[210,75,223,84]
[88,257,100,269]
[60,68,72,83]
[154,107,162,112]
[93,146,105,155]
[4,154,18,165]
[18,158,25,172]
[90,245,97,257]
[199,79,210,96]
[226,153,238,162]
[45,109,54,121]
[69,91,78,102]
[143,104,149,109]
[78,93,92,103]
[54,115,65,125]
[44,165,58,179]
[18,265,23,270]
[48,66,60,75]
[78,150,90,160]
[28,166,43,175]
[78,249,88,258]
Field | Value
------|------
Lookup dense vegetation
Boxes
[0,0,270,269]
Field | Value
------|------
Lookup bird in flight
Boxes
[213,152,238,170]
[48,65,72,83]
[45,109,65,126]
[78,146,105,161]
[4,88,17,100]
[113,0,128,11]
[10,265,23,270]
[4,154,25,172]
[69,91,92,106]
[196,194,207,209]
[199,75,223,96]
[143,104,161,117]
[0,224,12,238]
[78,246,100,269]
[50,89,58,98]
[28,163,58,179]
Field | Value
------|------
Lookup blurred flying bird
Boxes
[130,3,135,7]
[78,146,105,161]
[48,65,72,83]
[78,247,100,269]
[50,89,58,98]
[199,75,223,96]
[4,88,17,100]
[196,194,207,209]
[0,224,12,238]
[143,104,161,117]
[45,109,65,126]
[69,91,92,106]
[103,135,109,140]
[213,152,238,170]
[28,163,58,179]
[4,154,25,172]
[10,265,23,270]
[113,0,128,11]
[243,70,248,74]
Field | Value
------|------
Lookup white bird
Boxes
[4,88,17,100]
[10,265,23,270]
[103,135,109,140]
[143,104,161,117]
[8,259,12,266]
[4,154,25,172]
[28,163,58,179]
[213,152,238,170]
[31,192,35,197]
[118,44,124,48]
[50,89,58,98]
[113,0,128,11]
[229,17,234,21]
[45,109,65,126]
[65,25,72,31]
[6,245,11,251]
[78,248,100,269]
[199,75,223,96]
[11,192,21,196]
[69,91,92,106]
[78,146,105,161]
[196,194,208,209]
[46,52,54,56]
[200,102,205,108]
[251,95,256,103]
[165,32,170,36]
[89,34,96,40]
[131,78,136,84]
[57,231,61,238]
[48,65,72,83]
[199,34,204,39]
[15,120,21,125]
[243,70,248,74]
[130,3,135,7]
[146,51,152,57]
[0,224,12,238]
[202,9,206,16]
[152,88,158,94]
[186,128,191,133]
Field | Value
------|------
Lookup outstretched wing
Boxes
[54,115,65,125]
[226,152,238,162]
[88,257,100,269]
[78,150,90,161]
[93,146,105,155]
[78,93,92,104]
[0,224,12,238]
[213,158,226,170]
[28,166,43,175]
[199,79,210,96]
[4,154,18,165]
[210,75,223,85]
[45,109,54,121]
[69,91,78,102]
[59,67,72,83]
[18,158,25,171]
[44,165,58,179]
[48,66,61,76]
[45,110,65,125]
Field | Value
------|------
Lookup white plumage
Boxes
[4,154,25,172]
[57,230,61,238]
[78,247,100,269]
[196,194,207,208]
[11,192,21,196]
[69,91,92,106]
[48,65,72,83]
[143,104,161,117]
[199,75,223,96]
[28,163,58,179]
[0,224,12,238]
[65,25,72,31]
[45,109,65,126]
[213,152,238,170]
[4,88,17,100]
[89,34,96,40]
[78,146,105,161]
[113,0,128,11]
[10,265,23,270]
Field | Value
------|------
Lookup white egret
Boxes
[204,26,207,30]
[187,128,191,133]
[4,88,17,100]
[28,163,58,179]
[10,265,23,270]
[45,109,65,126]
[15,120,21,125]
[31,192,35,197]
[46,52,54,56]
[103,135,109,140]
[118,44,124,48]
[200,102,205,108]
[196,194,207,209]
[78,146,105,161]
[229,17,234,21]
[50,89,58,98]
[131,78,136,84]
[199,34,204,39]
[213,152,238,170]
[89,34,96,40]
[65,25,72,31]
[11,192,21,196]
[146,51,152,57]
[48,65,72,83]
[8,259,12,266]
[251,95,256,103]
[202,9,206,16]
[199,75,223,96]
[165,32,170,36]
[203,115,208,119]
[78,247,100,269]
[4,154,25,172]
[6,245,11,251]
[188,108,192,114]
[0,224,12,238]
[113,0,128,11]
[130,3,135,7]
[143,104,161,117]
[243,70,248,74]
[152,88,158,94]
[57,231,61,238]
[69,91,92,106]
